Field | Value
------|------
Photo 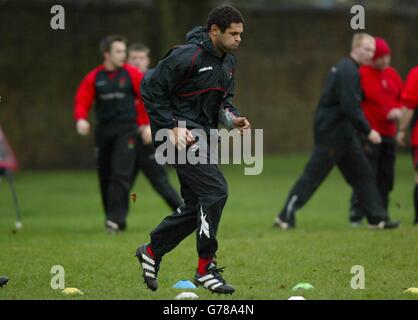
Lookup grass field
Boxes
[1,153,418,300]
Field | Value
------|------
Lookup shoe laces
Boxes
[156,261,161,273]
[207,264,227,283]
[153,256,162,274]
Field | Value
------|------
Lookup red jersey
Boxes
[74,63,149,126]
[359,65,403,137]
[401,66,418,146]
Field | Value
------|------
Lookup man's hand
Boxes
[170,127,195,150]
[368,129,382,144]
[387,108,402,121]
[396,130,407,147]
[76,119,90,136]
[397,108,414,147]
[233,116,251,134]
[139,125,152,145]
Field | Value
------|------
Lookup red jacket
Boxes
[401,66,418,146]
[74,64,150,126]
[359,65,403,137]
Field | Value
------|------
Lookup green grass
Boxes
[1,153,418,300]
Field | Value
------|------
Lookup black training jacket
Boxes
[314,56,371,145]
[141,26,241,145]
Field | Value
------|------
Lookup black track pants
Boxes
[150,160,228,259]
[95,122,137,227]
[278,137,388,225]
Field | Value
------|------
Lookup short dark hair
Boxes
[128,43,151,55]
[99,35,127,54]
[207,5,244,33]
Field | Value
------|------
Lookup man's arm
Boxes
[219,63,250,132]
[219,97,241,130]
[223,78,241,118]
[137,98,151,143]
[401,67,418,111]
[386,69,404,121]
[125,65,150,127]
[396,108,414,147]
[397,67,418,146]
[74,71,96,121]
[136,99,152,145]
[132,97,152,144]
[73,70,97,136]
[338,65,371,135]
[125,64,153,144]
[136,100,150,126]
[399,108,414,132]
[220,97,250,132]
[141,46,200,148]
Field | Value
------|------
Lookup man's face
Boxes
[105,41,126,68]
[373,55,391,70]
[215,22,243,53]
[355,38,376,65]
[128,50,150,73]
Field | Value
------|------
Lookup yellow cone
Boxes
[62,288,83,295]
[404,287,418,294]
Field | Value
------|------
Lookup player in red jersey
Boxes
[397,66,418,225]
[349,37,403,225]
[74,35,148,233]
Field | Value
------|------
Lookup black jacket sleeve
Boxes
[338,62,371,135]
[223,93,241,117]
[219,95,242,130]
[219,56,241,129]
[140,46,196,130]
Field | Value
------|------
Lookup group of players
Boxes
[274,34,418,231]
[74,38,183,233]
[73,5,418,295]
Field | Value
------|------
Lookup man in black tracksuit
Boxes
[127,43,184,211]
[274,33,399,230]
[135,6,250,295]
[74,35,147,232]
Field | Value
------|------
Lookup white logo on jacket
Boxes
[199,66,213,73]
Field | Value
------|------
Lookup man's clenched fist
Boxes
[387,108,402,121]
[232,116,251,134]
[139,125,153,145]
[368,129,382,144]
[170,127,195,150]
[76,119,90,136]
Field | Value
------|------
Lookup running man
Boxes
[135,5,250,294]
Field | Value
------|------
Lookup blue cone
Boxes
[173,280,197,289]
